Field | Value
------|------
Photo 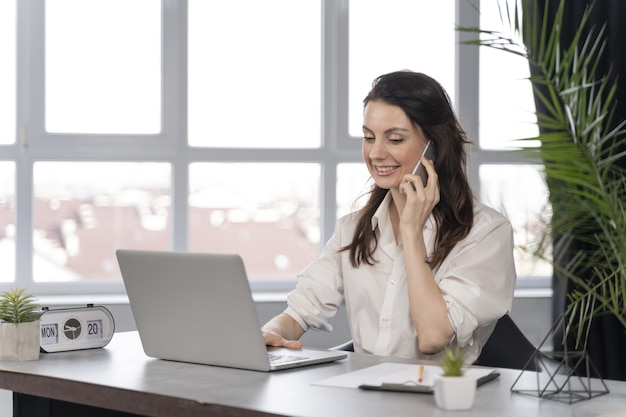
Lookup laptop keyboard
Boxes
[268,353,308,364]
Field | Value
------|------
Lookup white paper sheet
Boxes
[313,363,495,390]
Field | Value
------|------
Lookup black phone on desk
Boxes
[412,140,437,186]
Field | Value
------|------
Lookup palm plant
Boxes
[459,0,626,345]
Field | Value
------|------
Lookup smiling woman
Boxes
[261,70,517,364]
[362,101,427,191]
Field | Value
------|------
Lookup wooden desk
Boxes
[0,331,624,417]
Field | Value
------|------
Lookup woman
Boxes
[262,70,516,362]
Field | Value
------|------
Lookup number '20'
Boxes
[88,322,100,335]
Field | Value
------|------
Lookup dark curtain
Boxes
[530,0,626,381]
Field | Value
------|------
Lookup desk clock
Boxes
[39,304,115,353]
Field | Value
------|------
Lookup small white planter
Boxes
[433,375,477,411]
[0,320,41,361]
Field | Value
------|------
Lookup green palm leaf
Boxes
[459,0,626,340]
[0,288,39,323]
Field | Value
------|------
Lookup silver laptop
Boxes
[116,249,347,371]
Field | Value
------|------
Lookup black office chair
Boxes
[332,315,548,372]
[474,314,541,371]
[331,340,354,352]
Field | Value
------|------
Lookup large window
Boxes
[348,0,455,136]
[477,0,550,280]
[188,0,321,148]
[0,0,548,294]
[0,0,16,145]
[32,162,171,282]
[0,1,16,283]
[0,162,15,282]
[46,0,161,134]
[188,163,320,279]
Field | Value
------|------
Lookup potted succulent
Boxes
[0,288,41,361]
[433,346,476,410]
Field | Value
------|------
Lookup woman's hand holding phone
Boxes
[400,141,440,232]
[411,140,437,187]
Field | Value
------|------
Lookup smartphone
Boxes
[412,140,437,186]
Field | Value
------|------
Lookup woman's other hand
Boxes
[261,313,304,349]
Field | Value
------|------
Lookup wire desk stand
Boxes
[510,314,610,403]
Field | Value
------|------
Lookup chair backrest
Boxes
[474,314,540,371]
[330,340,354,352]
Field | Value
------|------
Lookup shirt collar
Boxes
[370,191,391,231]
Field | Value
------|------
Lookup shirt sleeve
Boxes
[436,209,517,347]
[285,219,347,332]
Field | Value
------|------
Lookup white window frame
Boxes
[1,0,549,296]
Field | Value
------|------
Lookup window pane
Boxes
[0,162,15,282]
[45,0,161,134]
[188,0,321,148]
[189,163,319,279]
[0,0,16,145]
[337,163,369,218]
[479,1,538,149]
[33,162,171,282]
[349,0,455,137]
[480,165,551,277]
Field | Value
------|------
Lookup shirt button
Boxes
[390,279,397,285]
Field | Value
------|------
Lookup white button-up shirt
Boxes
[285,194,517,363]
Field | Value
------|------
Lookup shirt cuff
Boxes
[284,307,310,333]
[445,297,477,347]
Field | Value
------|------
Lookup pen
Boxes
[418,365,424,383]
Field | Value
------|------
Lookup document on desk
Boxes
[313,363,499,393]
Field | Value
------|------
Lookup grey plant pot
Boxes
[0,320,40,361]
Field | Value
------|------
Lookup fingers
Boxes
[282,339,304,349]
[262,329,303,349]
[402,158,438,194]
[400,179,416,194]
[267,337,303,349]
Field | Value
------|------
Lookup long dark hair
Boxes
[343,71,474,269]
